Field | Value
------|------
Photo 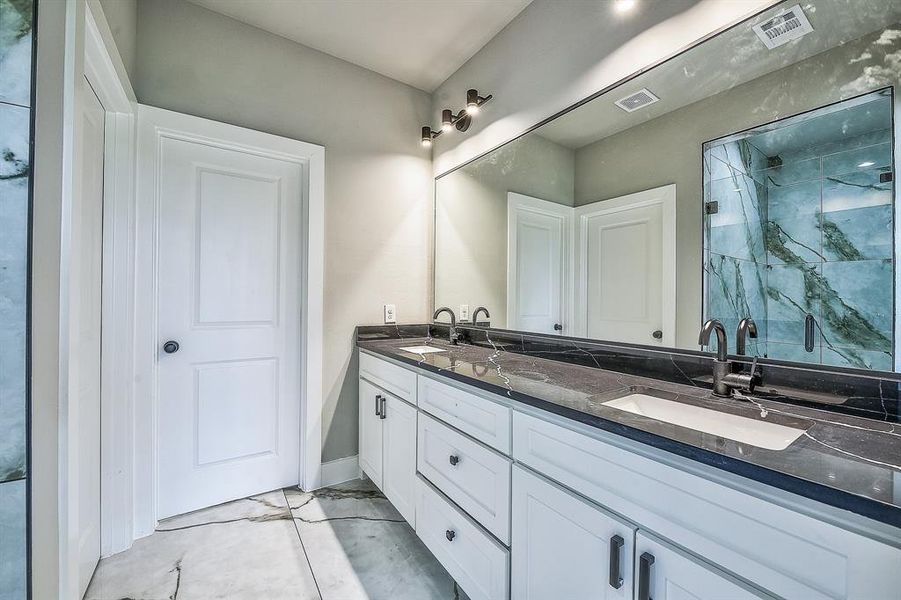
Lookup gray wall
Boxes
[98,0,136,81]
[135,0,433,462]
[435,134,574,326]
[574,25,901,349]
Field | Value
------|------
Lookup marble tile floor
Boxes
[86,479,464,600]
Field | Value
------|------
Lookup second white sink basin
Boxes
[602,394,806,451]
[399,345,446,355]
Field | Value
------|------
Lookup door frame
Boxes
[133,105,325,538]
[506,192,573,334]
[83,2,139,560]
[572,184,676,346]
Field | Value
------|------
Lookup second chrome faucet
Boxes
[698,318,762,397]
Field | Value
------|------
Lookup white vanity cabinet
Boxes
[357,377,417,525]
[358,351,901,600]
[511,465,635,600]
[634,532,764,600]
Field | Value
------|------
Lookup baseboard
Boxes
[320,454,360,487]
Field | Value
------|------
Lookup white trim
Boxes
[84,0,140,559]
[572,184,677,345]
[133,105,325,536]
[321,455,361,488]
[506,192,573,335]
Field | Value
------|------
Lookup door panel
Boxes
[75,77,105,598]
[382,395,417,525]
[507,192,570,334]
[358,378,384,488]
[155,129,303,519]
[576,185,675,345]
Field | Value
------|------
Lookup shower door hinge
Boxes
[705,201,719,215]
[880,171,893,183]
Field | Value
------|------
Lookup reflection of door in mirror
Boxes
[506,192,570,335]
[574,185,676,346]
[703,89,895,371]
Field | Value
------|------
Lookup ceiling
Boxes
[185,0,533,92]
[537,0,901,150]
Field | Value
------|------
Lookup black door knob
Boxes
[449,455,460,466]
[163,340,180,354]
[652,330,663,339]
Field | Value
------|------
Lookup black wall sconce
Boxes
[421,88,493,147]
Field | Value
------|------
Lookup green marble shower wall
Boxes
[0,0,32,597]
[704,92,895,371]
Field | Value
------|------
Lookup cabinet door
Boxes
[634,532,766,600]
[382,395,417,526]
[511,465,635,600]
[358,378,384,488]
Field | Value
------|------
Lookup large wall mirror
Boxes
[434,0,901,373]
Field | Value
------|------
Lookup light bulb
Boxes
[614,0,636,13]
[466,104,479,115]
[421,138,432,148]
[442,122,453,133]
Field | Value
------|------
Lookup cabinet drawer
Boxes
[415,476,510,600]
[359,352,417,405]
[418,375,511,453]
[513,410,901,600]
[418,413,512,543]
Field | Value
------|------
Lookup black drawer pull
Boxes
[379,396,387,419]
[445,529,456,542]
[638,552,655,600]
[609,534,624,589]
[374,394,382,416]
[449,455,460,466]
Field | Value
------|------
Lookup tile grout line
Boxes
[283,488,324,600]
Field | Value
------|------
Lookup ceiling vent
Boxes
[614,88,659,113]
[752,4,814,49]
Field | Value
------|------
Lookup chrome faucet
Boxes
[471,306,490,326]
[698,319,760,397]
[433,307,462,344]
[735,318,758,357]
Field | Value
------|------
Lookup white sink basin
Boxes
[399,345,446,355]
[602,394,805,451]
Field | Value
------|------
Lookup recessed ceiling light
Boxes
[858,161,875,168]
[614,0,637,13]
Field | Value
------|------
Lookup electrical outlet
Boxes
[459,304,470,322]
[384,304,396,324]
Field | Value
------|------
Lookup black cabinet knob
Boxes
[652,330,663,339]
[163,340,180,354]
[553,323,563,331]
[449,455,460,466]
[445,529,456,542]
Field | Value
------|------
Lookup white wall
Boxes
[135,0,433,462]
[430,0,777,175]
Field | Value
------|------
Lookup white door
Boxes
[74,77,104,597]
[358,378,384,488]
[511,466,635,600]
[575,185,676,346]
[507,192,570,334]
[381,395,417,526]
[153,113,304,519]
[635,532,763,600]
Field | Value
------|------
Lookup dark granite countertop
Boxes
[357,333,901,530]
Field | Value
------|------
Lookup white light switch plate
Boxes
[459,304,470,322]
[384,304,396,324]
